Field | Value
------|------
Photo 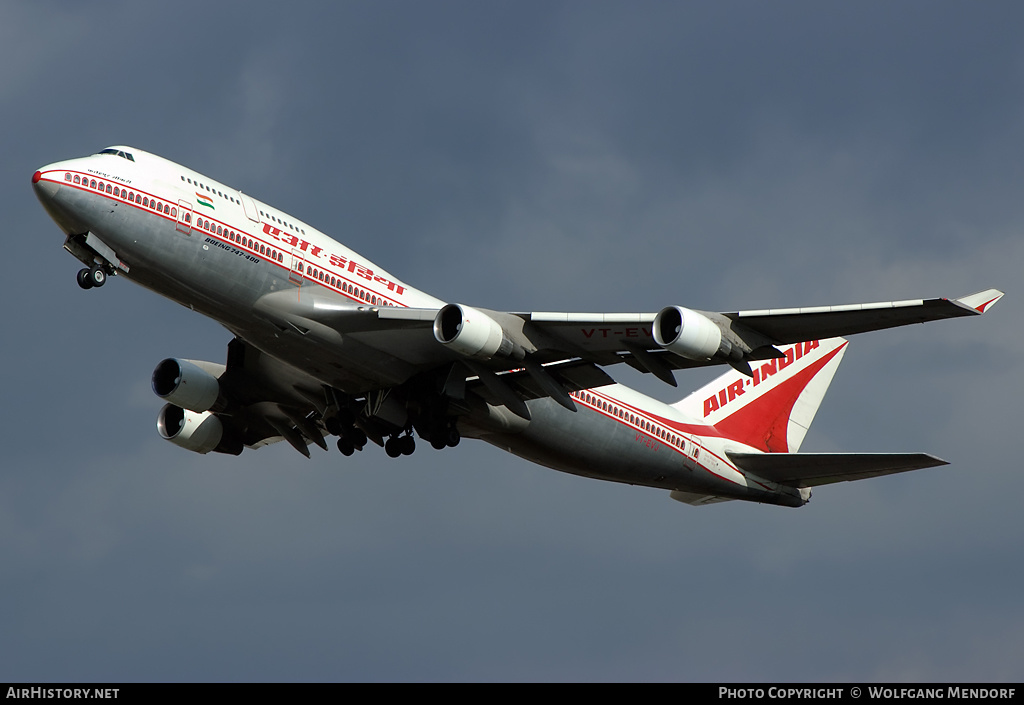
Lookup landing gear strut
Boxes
[325,404,369,457]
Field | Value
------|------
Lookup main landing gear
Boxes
[76,265,108,290]
[429,420,461,450]
[335,423,459,460]
[323,394,462,460]
[383,422,459,458]
[385,433,416,458]
[332,423,368,458]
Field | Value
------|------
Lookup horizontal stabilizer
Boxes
[727,451,948,488]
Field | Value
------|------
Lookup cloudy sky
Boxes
[4,1,1023,682]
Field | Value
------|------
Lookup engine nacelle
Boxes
[653,306,724,361]
[433,304,523,360]
[156,404,224,454]
[152,358,223,412]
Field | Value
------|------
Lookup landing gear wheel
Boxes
[77,268,94,289]
[350,428,367,450]
[336,438,355,456]
[447,426,461,448]
[325,416,343,436]
[400,435,415,456]
[385,437,402,458]
[88,266,107,288]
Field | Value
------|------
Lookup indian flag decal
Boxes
[196,192,215,209]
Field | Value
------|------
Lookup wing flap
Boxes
[466,359,615,406]
[727,451,949,488]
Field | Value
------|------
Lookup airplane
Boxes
[32,146,1003,508]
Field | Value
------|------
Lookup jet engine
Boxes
[433,304,525,360]
[152,358,224,412]
[652,306,725,361]
[157,404,225,454]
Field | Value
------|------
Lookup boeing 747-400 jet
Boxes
[32,147,1003,507]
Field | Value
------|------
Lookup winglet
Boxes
[955,289,1004,314]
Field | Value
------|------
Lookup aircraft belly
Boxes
[476,400,801,504]
[225,323,421,393]
[481,399,701,492]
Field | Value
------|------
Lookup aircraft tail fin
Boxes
[672,337,848,453]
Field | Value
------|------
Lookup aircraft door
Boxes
[289,248,304,286]
[239,192,260,223]
[176,200,193,235]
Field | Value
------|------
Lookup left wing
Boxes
[251,287,1002,417]
[524,289,1003,364]
[721,288,1004,343]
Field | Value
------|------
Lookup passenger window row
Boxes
[181,175,243,207]
[195,217,285,264]
[176,176,308,236]
[302,263,394,306]
[260,210,305,235]
[574,391,688,451]
[66,172,176,218]
[67,170,391,307]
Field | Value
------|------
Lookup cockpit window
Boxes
[97,148,135,162]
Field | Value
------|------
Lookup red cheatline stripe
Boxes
[38,170,405,307]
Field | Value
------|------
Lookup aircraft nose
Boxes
[33,165,84,235]
[32,168,61,201]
